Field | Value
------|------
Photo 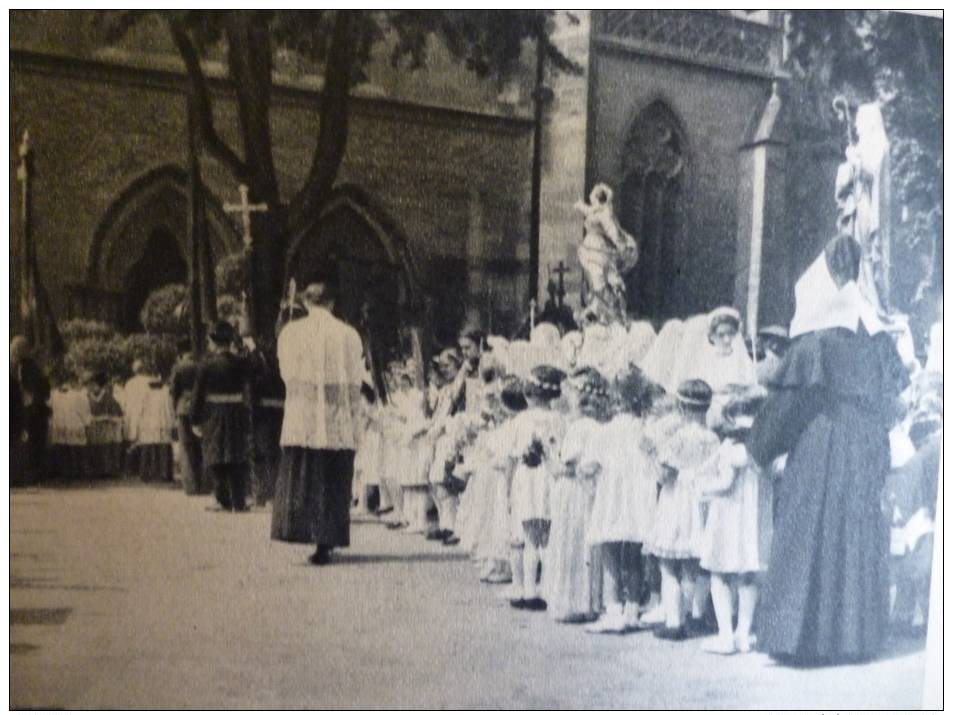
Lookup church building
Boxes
[10,10,843,352]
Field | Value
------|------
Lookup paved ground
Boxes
[10,481,930,709]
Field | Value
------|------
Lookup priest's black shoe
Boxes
[523,598,547,611]
[308,548,332,566]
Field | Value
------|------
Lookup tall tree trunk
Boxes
[226,12,287,341]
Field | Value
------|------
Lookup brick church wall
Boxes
[9,51,533,335]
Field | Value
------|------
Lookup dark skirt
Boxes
[755,410,891,662]
[271,447,355,547]
[50,445,90,480]
[139,444,174,483]
[84,443,125,478]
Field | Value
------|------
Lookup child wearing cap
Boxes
[642,379,720,641]
[696,387,772,654]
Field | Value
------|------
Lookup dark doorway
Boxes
[288,200,409,391]
[121,227,187,332]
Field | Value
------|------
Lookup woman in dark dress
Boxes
[749,236,908,664]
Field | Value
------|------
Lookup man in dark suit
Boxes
[190,321,253,512]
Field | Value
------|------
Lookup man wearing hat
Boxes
[271,275,372,565]
[190,320,254,512]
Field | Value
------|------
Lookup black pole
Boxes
[186,92,206,354]
[529,21,546,306]
[18,131,36,347]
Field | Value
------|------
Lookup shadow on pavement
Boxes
[296,552,472,566]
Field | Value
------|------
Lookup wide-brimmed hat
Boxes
[208,320,236,346]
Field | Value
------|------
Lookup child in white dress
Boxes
[546,367,610,623]
[643,379,720,641]
[394,373,434,534]
[697,387,772,654]
[506,366,567,611]
[585,367,661,633]
[380,368,411,529]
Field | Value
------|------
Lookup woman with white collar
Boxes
[749,234,908,665]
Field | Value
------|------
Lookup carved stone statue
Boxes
[575,183,639,325]
[834,99,890,313]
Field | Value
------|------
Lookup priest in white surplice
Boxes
[271,279,372,565]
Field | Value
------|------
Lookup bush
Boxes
[217,294,244,327]
[64,336,130,383]
[140,284,189,337]
[216,251,248,299]
[61,319,116,346]
[124,333,177,379]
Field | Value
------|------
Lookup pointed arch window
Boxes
[619,101,686,320]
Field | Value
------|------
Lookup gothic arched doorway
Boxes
[619,101,687,321]
[286,185,424,396]
[85,165,241,330]
[122,227,188,332]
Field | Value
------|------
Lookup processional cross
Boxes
[224,184,268,248]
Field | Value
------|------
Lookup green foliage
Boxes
[96,10,581,84]
[123,333,178,378]
[139,284,189,337]
[216,294,243,326]
[64,336,130,383]
[215,251,248,299]
[785,10,942,311]
[60,318,117,345]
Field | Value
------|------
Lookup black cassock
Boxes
[749,327,907,662]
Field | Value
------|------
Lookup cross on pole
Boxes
[224,184,268,248]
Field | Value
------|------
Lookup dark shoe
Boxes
[385,521,407,530]
[523,598,547,611]
[686,617,716,638]
[375,506,394,517]
[232,504,249,513]
[655,625,688,641]
[425,528,446,541]
[510,599,528,610]
[442,533,461,546]
[308,548,332,566]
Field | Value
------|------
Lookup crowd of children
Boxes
[28,282,943,656]
[354,302,942,656]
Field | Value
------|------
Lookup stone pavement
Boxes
[10,482,929,709]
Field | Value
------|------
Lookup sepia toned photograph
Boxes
[7,8,943,710]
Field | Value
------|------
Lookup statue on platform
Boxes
[833,98,891,313]
[574,183,639,325]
